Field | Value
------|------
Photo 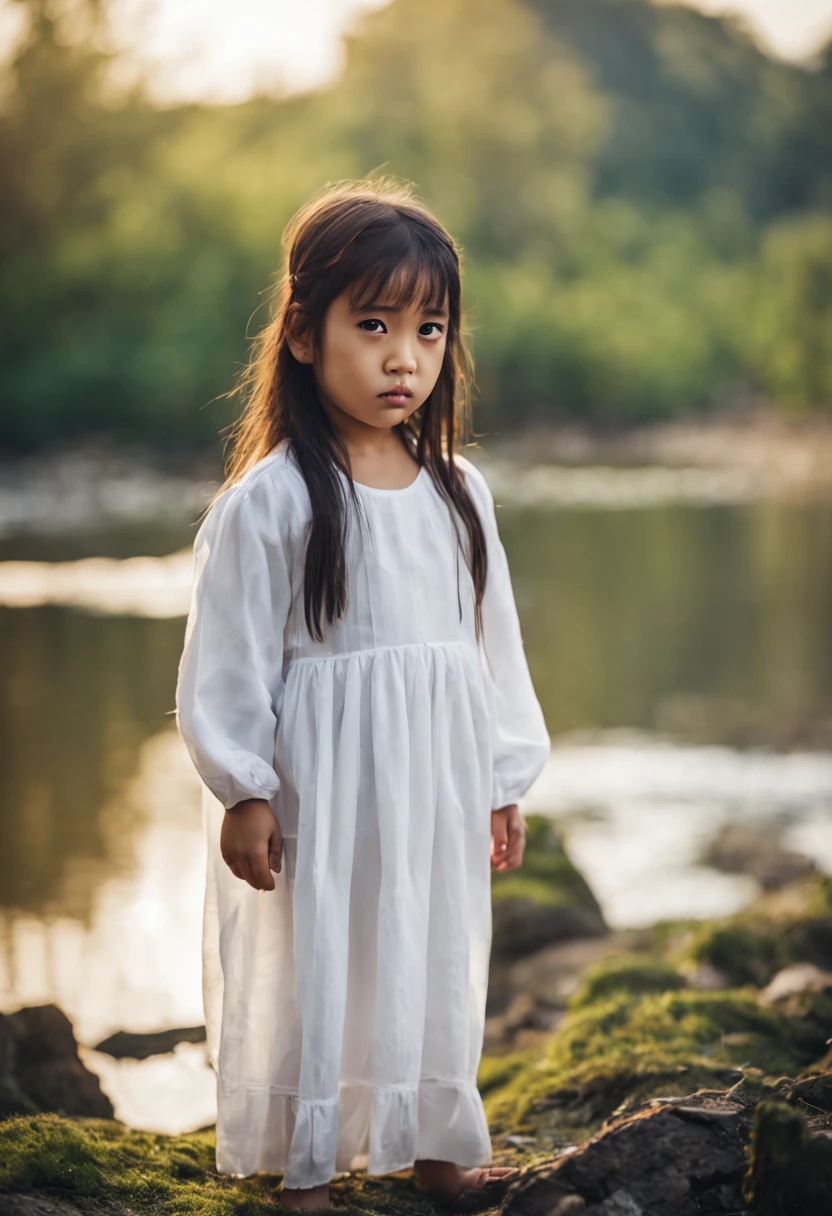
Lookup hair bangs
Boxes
[343,231,452,318]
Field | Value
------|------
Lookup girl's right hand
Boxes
[220,799,283,891]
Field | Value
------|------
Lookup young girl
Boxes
[175,178,550,1211]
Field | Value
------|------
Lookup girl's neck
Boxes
[340,430,419,491]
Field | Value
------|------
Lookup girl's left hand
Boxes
[490,804,526,872]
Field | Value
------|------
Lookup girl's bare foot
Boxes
[414,1159,520,1206]
[277,1182,331,1210]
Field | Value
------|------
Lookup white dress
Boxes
[175,442,550,1190]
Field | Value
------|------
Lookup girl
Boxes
[175,178,550,1211]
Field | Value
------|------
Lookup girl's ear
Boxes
[284,307,315,365]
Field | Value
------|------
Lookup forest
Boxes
[1,0,831,450]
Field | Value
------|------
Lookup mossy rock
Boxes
[0,1007,113,1122]
[483,968,832,1146]
[568,954,687,1010]
[482,875,832,1149]
[491,815,606,960]
[677,877,832,988]
[744,1098,832,1215]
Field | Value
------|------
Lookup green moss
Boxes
[491,874,578,910]
[0,1114,512,1214]
[0,1113,110,1198]
[683,924,786,986]
[568,955,686,1009]
[490,814,604,944]
[804,875,832,918]
[744,1099,832,1215]
[480,874,832,1149]
[492,815,597,910]
[477,1048,537,1097]
[0,1115,247,1213]
[673,878,832,988]
[7,875,832,1212]
[483,975,830,1145]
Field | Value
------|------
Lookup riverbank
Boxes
[2,819,831,1214]
[482,407,832,497]
[2,408,832,542]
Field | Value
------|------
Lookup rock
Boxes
[503,1134,539,1151]
[2,1005,113,1119]
[93,1025,206,1060]
[491,816,607,963]
[505,937,633,1011]
[551,1197,587,1216]
[702,825,816,890]
[774,1072,832,1115]
[594,1193,642,1216]
[0,1200,86,1215]
[502,1087,754,1216]
[486,936,627,1051]
[743,1098,832,1214]
[0,1017,38,1118]
[513,1028,558,1051]
[758,962,832,1006]
[503,992,538,1033]
[680,962,731,991]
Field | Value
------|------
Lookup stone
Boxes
[491,816,607,964]
[2,1005,113,1119]
[757,962,832,1006]
[503,1088,752,1216]
[0,1200,85,1215]
[702,825,816,890]
[93,1025,206,1059]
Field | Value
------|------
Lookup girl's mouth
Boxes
[379,392,412,406]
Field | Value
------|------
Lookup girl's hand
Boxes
[491,804,526,872]
[221,799,284,891]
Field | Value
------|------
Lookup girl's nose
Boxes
[386,347,418,376]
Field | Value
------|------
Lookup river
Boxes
[1,450,830,1133]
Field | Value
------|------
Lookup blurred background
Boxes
[1,0,832,1138]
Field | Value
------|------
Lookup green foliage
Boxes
[530,0,832,218]
[2,0,832,450]
[750,214,832,409]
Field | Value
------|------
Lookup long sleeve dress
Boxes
[174,441,550,1190]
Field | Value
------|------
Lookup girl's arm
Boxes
[458,456,550,813]
[175,478,291,811]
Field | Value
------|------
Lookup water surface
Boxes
[1,467,831,1130]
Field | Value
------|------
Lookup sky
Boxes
[2,0,832,105]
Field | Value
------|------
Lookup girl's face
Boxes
[289,284,449,435]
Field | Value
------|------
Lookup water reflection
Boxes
[0,550,192,615]
[0,608,187,916]
[0,727,203,1042]
[500,499,832,744]
[526,730,832,927]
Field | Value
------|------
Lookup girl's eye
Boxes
[357,318,445,338]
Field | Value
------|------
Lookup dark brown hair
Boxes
[212,176,487,644]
